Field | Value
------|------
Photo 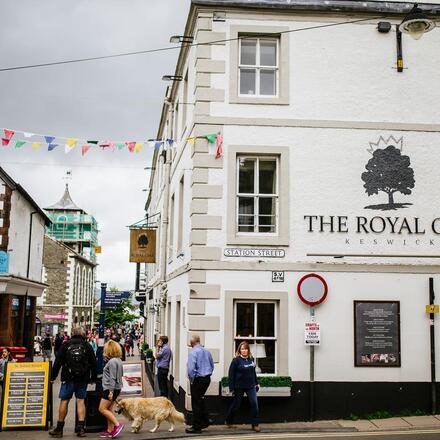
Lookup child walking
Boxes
[99,340,124,438]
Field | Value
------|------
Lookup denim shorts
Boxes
[59,381,88,400]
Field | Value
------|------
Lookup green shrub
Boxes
[141,342,149,352]
[221,376,292,388]
[145,348,154,359]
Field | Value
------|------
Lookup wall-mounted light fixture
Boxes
[169,35,194,44]
[162,75,183,82]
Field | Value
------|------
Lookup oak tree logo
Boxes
[137,234,149,248]
[361,136,415,211]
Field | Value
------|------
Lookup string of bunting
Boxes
[0,128,224,158]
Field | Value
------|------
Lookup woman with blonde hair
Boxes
[225,341,260,432]
[98,340,124,438]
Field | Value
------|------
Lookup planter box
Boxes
[221,386,291,397]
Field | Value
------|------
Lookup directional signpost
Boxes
[297,273,328,422]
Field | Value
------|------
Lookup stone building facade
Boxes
[38,235,96,334]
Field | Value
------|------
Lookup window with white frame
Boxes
[237,156,278,233]
[239,37,278,96]
[234,301,277,374]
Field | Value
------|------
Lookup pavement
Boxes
[1,349,440,438]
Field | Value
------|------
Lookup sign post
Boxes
[96,282,107,391]
[297,273,328,422]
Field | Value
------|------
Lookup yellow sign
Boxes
[1,362,50,429]
[95,246,102,254]
[129,229,156,263]
[426,304,439,314]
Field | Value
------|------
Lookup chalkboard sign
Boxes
[354,301,401,367]
[1,362,51,430]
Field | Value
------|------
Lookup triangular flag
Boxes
[32,142,42,150]
[15,140,26,149]
[215,132,224,159]
[81,144,91,156]
[186,137,196,145]
[109,142,116,150]
[66,138,77,147]
[154,141,163,150]
[206,133,216,144]
[44,136,55,144]
[166,139,174,146]
[117,143,125,150]
[126,141,136,152]
[4,129,14,140]
[87,140,98,144]
[23,132,34,138]
[135,143,143,153]
[2,138,10,146]
[99,142,110,149]
[48,143,58,151]
[64,143,75,153]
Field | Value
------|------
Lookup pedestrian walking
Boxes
[186,335,214,434]
[111,334,126,361]
[49,326,97,438]
[124,333,134,357]
[42,332,53,361]
[98,340,124,438]
[225,341,261,432]
[0,348,16,400]
[155,336,172,397]
[87,332,97,354]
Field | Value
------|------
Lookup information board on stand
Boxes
[0,362,51,430]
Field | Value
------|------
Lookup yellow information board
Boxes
[1,362,50,430]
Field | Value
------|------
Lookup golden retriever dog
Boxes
[115,397,185,433]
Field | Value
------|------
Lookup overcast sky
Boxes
[0,0,190,289]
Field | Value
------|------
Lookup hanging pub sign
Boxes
[354,301,401,367]
[0,361,51,430]
[129,229,156,263]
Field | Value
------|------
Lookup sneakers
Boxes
[252,425,261,433]
[77,427,86,437]
[111,424,124,438]
[99,431,112,438]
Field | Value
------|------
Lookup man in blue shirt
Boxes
[155,336,172,397]
[186,335,214,434]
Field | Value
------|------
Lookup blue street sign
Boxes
[103,290,132,309]
[0,251,9,273]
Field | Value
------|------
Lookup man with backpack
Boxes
[49,326,97,438]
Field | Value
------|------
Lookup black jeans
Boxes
[190,376,211,430]
[226,387,259,426]
[157,367,169,397]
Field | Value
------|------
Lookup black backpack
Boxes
[65,340,89,379]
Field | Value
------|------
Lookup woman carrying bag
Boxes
[225,341,261,432]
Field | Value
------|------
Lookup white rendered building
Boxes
[144,0,440,421]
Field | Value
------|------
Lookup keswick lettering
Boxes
[303,215,440,235]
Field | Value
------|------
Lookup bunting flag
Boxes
[99,141,110,149]
[206,133,216,145]
[215,132,223,159]
[23,132,34,138]
[117,143,125,150]
[166,139,174,146]
[4,129,14,140]
[154,141,163,150]
[135,143,143,153]
[186,137,196,145]
[48,143,58,151]
[126,141,136,152]
[32,142,42,150]
[15,140,26,149]
[2,138,10,146]
[87,140,98,145]
[44,136,55,144]
[66,138,77,147]
[81,144,91,156]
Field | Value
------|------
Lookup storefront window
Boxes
[234,301,276,374]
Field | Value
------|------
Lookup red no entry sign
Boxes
[297,273,328,306]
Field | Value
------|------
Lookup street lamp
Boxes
[399,3,435,40]
[169,35,194,44]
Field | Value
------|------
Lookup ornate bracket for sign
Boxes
[127,212,160,230]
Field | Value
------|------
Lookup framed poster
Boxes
[1,361,51,430]
[120,362,146,398]
[354,301,401,367]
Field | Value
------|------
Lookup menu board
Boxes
[120,362,145,398]
[354,301,401,367]
[1,362,50,429]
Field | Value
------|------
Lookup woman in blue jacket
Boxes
[225,341,260,432]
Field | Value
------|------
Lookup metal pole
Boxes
[309,307,315,422]
[96,282,107,391]
[135,263,140,292]
[396,26,404,73]
[429,277,436,414]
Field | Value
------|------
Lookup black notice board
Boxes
[354,301,401,367]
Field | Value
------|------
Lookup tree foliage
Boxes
[96,298,138,328]
[361,145,415,207]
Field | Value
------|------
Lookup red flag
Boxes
[126,141,136,152]
[4,129,14,140]
[215,132,223,159]
[2,138,10,146]
[81,144,91,156]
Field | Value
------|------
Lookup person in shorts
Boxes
[98,340,124,438]
[49,326,97,438]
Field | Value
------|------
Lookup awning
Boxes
[0,275,48,297]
